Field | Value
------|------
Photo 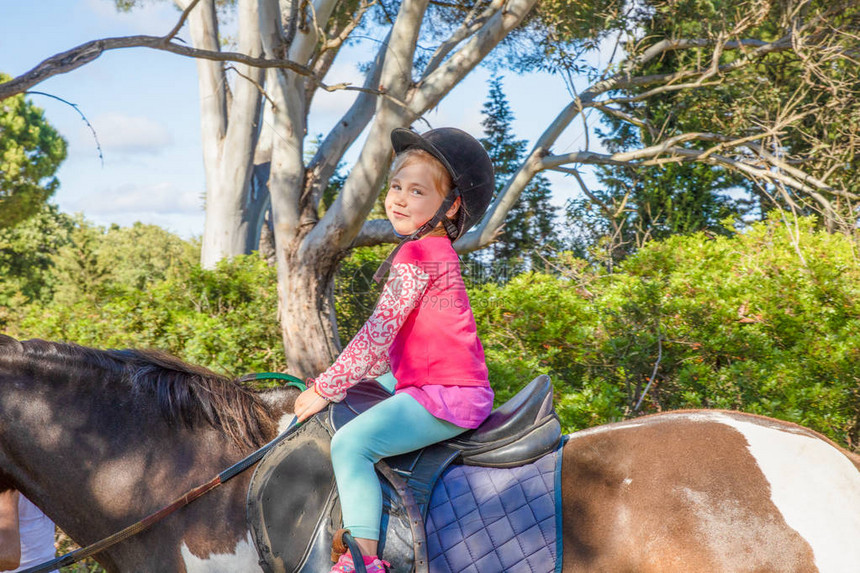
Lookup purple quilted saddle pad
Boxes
[425,446,563,573]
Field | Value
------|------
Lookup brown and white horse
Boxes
[560,410,860,572]
[1,335,858,572]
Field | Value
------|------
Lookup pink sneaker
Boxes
[330,553,356,573]
[365,557,391,573]
[329,553,390,573]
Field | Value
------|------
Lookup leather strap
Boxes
[376,461,429,573]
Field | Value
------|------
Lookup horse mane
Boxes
[1,336,276,449]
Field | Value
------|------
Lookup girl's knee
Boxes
[331,427,385,468]
[331,427,365,459]
[330,429,349,458]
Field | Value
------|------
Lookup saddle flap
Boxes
[247,417,338,573]
[247,408,420,573]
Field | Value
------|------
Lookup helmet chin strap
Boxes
[373,189,460,283]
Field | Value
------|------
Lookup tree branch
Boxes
[303,0,432,254]
[747,142,859,200]
[305,31,389,216]
[459,25,824,253]
[305,0,373,111]
[420,0,503,79]
[409,0,538,112]
[0,1,317,102]
[351,218,398,247]
[166,0,201,40]
[26,91,104,166]
[225,65,276,110]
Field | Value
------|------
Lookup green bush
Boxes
[334,245,387,340]
[12,251,285,378]
[5,219,285,381]
[471,216,859,450]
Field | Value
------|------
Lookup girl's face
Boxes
[385,160,448,236]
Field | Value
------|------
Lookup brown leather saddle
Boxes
[246,375,561,573]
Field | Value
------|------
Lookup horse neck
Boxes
[0,360,254,546]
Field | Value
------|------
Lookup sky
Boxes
[1,0,605,240]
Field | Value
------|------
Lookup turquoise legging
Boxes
[330,392,467,540]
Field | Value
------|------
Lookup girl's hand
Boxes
[294,386,330,422]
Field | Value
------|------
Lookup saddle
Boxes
[247,375,561,573]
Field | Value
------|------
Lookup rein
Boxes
[20,374,306,573]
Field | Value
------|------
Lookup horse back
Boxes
[559,410,860,573]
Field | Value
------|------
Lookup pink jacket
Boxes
[388,237,489,389]
[314,236,492,428]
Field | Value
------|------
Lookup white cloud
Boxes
[71,181,201,216]
[56,181,205,238]
[85,113,173,155]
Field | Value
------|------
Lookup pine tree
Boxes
[475,75,558,281]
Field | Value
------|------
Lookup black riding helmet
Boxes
[373,127,495,282]
[390,127,495,238]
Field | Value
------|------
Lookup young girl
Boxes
[293,127,496,573]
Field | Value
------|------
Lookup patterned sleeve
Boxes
[314,262,429,401]
[366,353,391,378]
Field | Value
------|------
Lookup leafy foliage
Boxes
[6,212,854,450]
[4,217,284,379]
[470,216,860,450]
[0,76,67,228]
[0,204,76,324]
[492,0,627,73]
[566,160,745,265]
[334,245,386,342]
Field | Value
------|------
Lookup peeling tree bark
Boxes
[177,0,267,268]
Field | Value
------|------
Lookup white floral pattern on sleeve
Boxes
[314,262,429,401]
[366,353,391,378]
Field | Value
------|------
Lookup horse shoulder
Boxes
[257,387,300,435]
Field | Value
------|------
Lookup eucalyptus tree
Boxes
[0,0,542,375]
[255,0,546,375]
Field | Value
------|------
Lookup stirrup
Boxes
[331,529,369,573]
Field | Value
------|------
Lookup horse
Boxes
[1,334,858,572]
